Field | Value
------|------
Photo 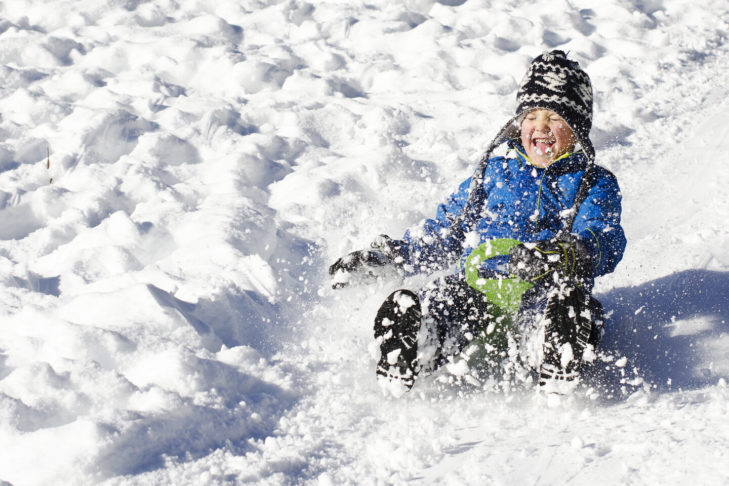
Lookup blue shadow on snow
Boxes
[596,269,729,392]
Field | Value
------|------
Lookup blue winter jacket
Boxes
[401,142,626,290]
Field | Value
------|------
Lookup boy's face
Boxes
[520,109,576,168]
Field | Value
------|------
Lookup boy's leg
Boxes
[529,285,604,392]
[418,275,492,372]
[373,275,491,391]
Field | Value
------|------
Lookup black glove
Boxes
[329,235,406,288]
[508,235,593,286]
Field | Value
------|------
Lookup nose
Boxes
[533,115,550,132]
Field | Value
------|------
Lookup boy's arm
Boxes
[571,167,627,277]
[328,172,483,287]
[401,175,476,273]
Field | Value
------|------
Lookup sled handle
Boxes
[463,238,534,314]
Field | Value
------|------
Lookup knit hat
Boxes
[485,50,595,163]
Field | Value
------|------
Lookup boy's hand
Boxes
[329,235,407,288]
[507,235,592,285]
[329,249,390,275]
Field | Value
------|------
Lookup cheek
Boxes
[555,125,574,144]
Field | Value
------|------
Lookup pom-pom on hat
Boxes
[516,50,593,161]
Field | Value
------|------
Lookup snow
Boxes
[1,0,729,484]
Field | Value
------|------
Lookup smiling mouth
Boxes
[533,137,555,155]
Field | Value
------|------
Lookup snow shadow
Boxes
[191,289,282,353]
[146,227,319,356]
[597,269,729,392]
[95,358,296,478]
[13,273,61,296]
[145,283,290,356]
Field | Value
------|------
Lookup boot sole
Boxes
[374,289,421,390]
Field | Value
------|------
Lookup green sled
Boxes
[460,238,534,366]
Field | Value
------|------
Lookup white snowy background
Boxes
[1,0,729,484]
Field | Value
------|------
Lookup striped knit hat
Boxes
[516,50,593,161]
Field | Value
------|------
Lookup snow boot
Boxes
[374,289,422,393]
[538,286,603,394]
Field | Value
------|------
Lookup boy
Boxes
[329,51,626,395]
